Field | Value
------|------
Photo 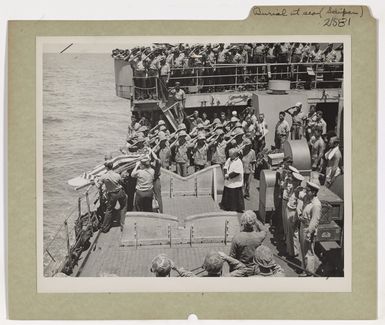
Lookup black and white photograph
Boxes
[37,36,351,291]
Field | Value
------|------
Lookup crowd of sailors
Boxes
[112,42,344,99]
[94,102,342,276]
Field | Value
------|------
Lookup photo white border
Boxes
[36,35,351,293]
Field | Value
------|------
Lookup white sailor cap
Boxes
[306,181,320,191]
[292,172,305,182]
[288,166,299,174]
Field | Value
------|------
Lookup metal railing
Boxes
[43,186,99,277]
[128,62,343,101]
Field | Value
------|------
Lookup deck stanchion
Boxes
[78,197,81,218]
[64,220,71,257]
[256,68,259,90]
[190,225,194,247]
[224,220,229,245]
[85,192,91,214]
[168,224,172,247]
[155,77,159,100]
[134,222,138,249]
[212,168,217,202]
[170,178,173,198]
[85,191,92,231]
[194,177,198,197]
[235,66,238,89]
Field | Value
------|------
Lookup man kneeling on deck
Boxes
[229,210,268,275]
[150,254,173,277]
[249,245,285,277]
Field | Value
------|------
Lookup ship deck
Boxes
[163,196,221,220]
[76,176,301,277]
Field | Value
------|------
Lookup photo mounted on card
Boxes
[37,34,351,293]
[8,5,377,320]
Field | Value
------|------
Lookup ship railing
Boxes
[120,211,241,248]
[43,186,99,277]
[129,62,343,101]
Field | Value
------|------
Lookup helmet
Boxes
[233,128,245,137]
[151,254,172,276]
[197,133,206,140]
[140,156,150,164]
[254,245,275,268]
[178,130,187,137]
[203,251,224,275]
[138,125,149,133]
[178,123,187,131]
[136,135,146,143]
[228,147,240,158]
[240,210,257,229]
[158,132,167,142]
[235,122,243,128]
[215,129,224,136]
[158,120,166,126]
[243,138,252,146]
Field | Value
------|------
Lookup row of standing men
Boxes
[114,42,343,99]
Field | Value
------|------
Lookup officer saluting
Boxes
[298,181,322,276]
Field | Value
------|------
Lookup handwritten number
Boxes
[323,17,351,27]
[338,18,346,27]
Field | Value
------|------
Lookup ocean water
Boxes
[43,53,130,252]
